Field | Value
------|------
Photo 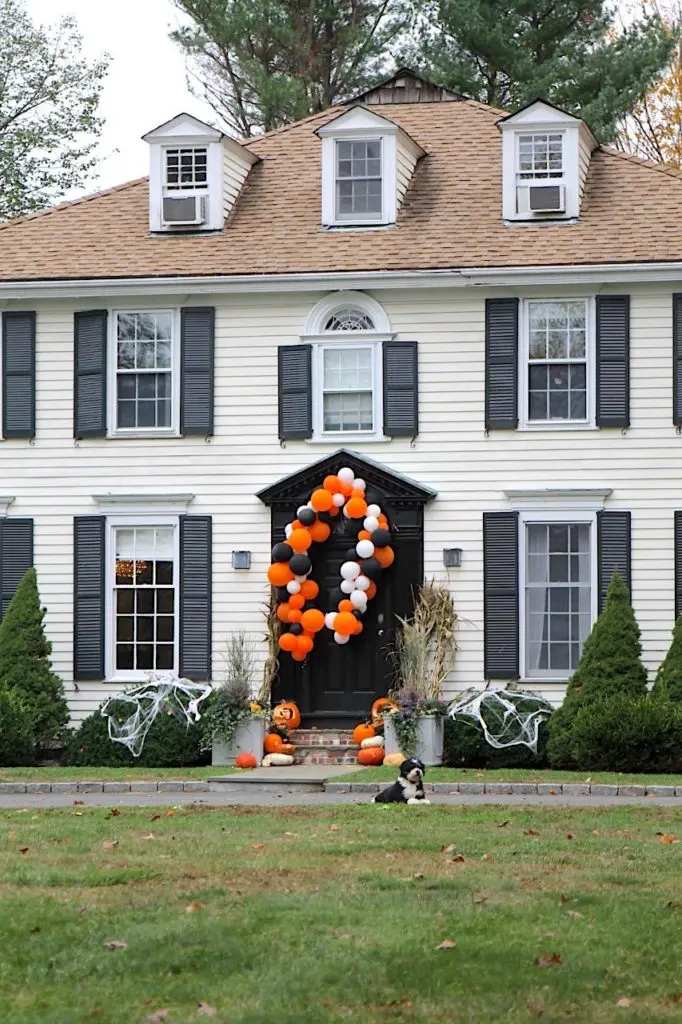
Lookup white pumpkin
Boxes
[360,735,385,749]
[262,753,295,767]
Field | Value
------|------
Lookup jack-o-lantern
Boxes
[272,700,301,730]
[371,697,398,724]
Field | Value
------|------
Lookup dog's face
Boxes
[400,758,426,784]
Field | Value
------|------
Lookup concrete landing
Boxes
[209,764,363,787]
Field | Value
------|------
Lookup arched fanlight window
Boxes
[324,307,376,332]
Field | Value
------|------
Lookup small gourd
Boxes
[383,752,406,767]
[360,735,384,749]
[357,747,384,766]
[262,752,295,767]
[352,722,376,744]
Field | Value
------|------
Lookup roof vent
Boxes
[162,194,206,227]
[527,184,565,214]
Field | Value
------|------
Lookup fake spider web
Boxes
[447,688,553,753]
[100,672,213,757]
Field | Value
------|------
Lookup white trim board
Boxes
[92,493,195,515]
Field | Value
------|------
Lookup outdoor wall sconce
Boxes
[443,548,462,568]
[232,550,251,570]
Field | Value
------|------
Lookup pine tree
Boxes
[0,568,69,750]
[651,614,682,702]
[408,0,674,142]
[547,572,648,768]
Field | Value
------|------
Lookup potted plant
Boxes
[202,633,270,766]
[384,580,457,766]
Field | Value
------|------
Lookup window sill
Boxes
[321,222,396,232]
[518,678,569,686]
[306,434,389,445]
[108,429,181,440]
[517,422,598,432]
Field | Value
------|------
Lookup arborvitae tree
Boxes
[547,571,648,768]
[0,684,35,766]
[0,568,69,750]
[651,614,682,702]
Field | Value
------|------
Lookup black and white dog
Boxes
[372,758,430,805]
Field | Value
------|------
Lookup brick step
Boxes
[290,729,356,747]
[289,729,360,766]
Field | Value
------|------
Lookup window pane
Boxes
[335,139,382,220]
[323,391,373,432]
[113,526,176,676]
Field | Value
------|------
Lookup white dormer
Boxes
[143,113,258,233]
[316,106,424,228]
[497,100,598,222]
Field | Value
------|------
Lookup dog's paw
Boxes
[407,797,430,806]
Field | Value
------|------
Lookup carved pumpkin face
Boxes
[272,701,301,730]
[371,697,398,724]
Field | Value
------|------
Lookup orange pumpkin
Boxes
[272,700,301,730]
[264,733,284,754]
[358,747,384,766]
[352,722,376,745]
[279,743,297,756]
[235,752,258,769]
[371,697,398,723]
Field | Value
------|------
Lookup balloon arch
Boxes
[267,466,395,662]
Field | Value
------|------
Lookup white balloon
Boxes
[355,575,371,592]
[367,504,381,518]
[363,516,379,533]
[340,579,355,594]
[332,492,345,507]
[325,612,337,630]
[352,478,366,492]
[334,632,350,645]
[285,524,293,538]
[338,467,355,483]
[350,590,368,610]
[342,505,350,517]
[295,574,308,583]
[340,561,361,580]
[356,539,375,559]
[296,506,308,517]
[286,580,301,594]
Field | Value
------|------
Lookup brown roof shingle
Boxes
[1,100,681,282]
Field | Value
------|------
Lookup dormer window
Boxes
[165,147,208,191]
[336,140,382,222]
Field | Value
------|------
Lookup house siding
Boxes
[7,282,680,720]
[222,146,253,218]
[396,140,419,209]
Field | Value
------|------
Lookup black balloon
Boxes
[364,488,382,506]
[371,528,391,549]
[317,510,333,524]
[329,586,344,608]
[289,622,303,636]
[272,542,293,562]
[361,557,382,581]
[298,508,316,526]
[352,609,364,619]
[344,517,363,536]
[289,554,312,576]
[345,547,360,561]
[275,586,289,603]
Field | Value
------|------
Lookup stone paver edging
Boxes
[325,781,681,797]
[0,780,210,795]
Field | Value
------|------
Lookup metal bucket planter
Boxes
[383,714,444,767]
[211,718,266,766]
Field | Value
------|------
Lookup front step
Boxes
[290,729,359,766]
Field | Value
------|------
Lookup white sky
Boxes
[25,0,217,196]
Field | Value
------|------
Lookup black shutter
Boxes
[597,510,631,612]
[0,519,33,618]
[383,340,418,437]
[278,345,312,440]
[181,307,215,436]
[73,516,105,681]
[596,295,630,428]
[485,298,518,430]
[2,312,35,439]
[180,515,212,680]
[483,511,519,679]
[74,311,107,439]
[673,295,682,426]
[676,512,682,619]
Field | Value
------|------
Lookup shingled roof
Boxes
[0,98,681,282]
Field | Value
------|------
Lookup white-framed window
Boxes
[110,310,179,435]
[164,146,208,191]
[521,298,593,427]
[517,132,564,181]
[520,510,597,681]
[335,139,383,222]
[106,517,179,681]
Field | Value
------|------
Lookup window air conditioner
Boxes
[162,194,207,227]
[527,184,565,214]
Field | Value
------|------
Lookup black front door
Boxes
[259,451,434,729]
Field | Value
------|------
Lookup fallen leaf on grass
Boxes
[185,902,203,913]
[166,809,175,817]
[143,833,155,841]
[102,840,119,850]
[411,872,425,880]
[284,831,298,837]
[566,910,583,919]
[435,939,456,949]
[548,789,558,796]
[481,853,492,861]
[534,952,562,968]
[329,824,341,831]
[566,833,576,840]
[659,833,679,844]
[73,800,84,806]
[451,854,466,863]
[197,1003,217,1017]
[150,815,161,822]
[73,812,84,817]
[8,830,16,838]
[524,829,539,836]
[497,820,510,828]
[440,844,456,854]
[251,843,265,850]
[616,997,632,1008]
[18,847,29,854]
[560,894,570,904]
[666,900,682,910]
[104,940,127,951]
[105,808,120,819]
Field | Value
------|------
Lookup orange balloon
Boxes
[268,562,294,587]
[296,634,314,654]
[300,579,320,600]
[323,475,342,493]
[351,488,365,499]
[334,611,357,636]
[366,582,377,600]
[289,528,312,553]
[311,488,333,512]
[276,603,291,623]
[340,480,353,497]
[375,546,395,568]
[329,505,340,516]
[377,515,389,529]
[301,608,325,633]
[354,619,363,634]
[358,530,371,541]
[345,498,368,519]
[288,609,302,623]
[309,520,331,543]
[279,632,297,652]
[338,599,353,613]
[289,593,305,610]
[291,520,303,530]
[292,650,306,662]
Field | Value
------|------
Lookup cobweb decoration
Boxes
[100,672,213,757]
[447,688,553,753]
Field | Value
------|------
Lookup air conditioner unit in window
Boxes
[527,183,565,214]
[162,194,206,227]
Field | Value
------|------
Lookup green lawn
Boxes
[2,805,682,1023]
[338,766,682,786]
[0,766,233,782]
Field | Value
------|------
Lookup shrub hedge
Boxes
[64,704,208,768]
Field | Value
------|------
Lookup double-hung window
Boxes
[164,146,208,191]
[335,139,383,222]
[517,133,563,181]
[113,311,177,434]
[523,299,591,426]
